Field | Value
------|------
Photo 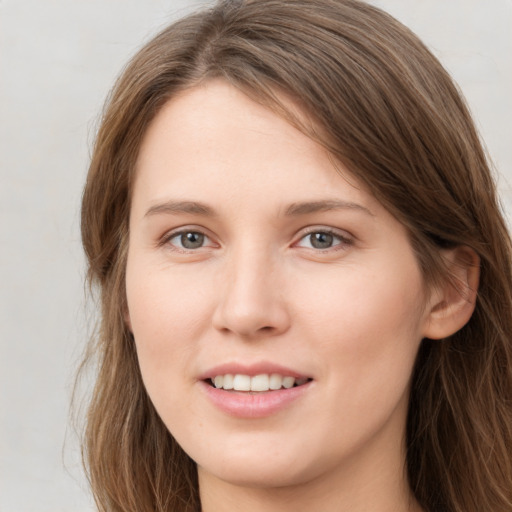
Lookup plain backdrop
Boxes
[1,1,511,510]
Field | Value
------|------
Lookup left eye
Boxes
[296,231,349,250]
[168,231,210,250]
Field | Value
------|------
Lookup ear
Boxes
[422,246,480,340]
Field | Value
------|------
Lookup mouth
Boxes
[200,366,314,418]
[206,373,313,392]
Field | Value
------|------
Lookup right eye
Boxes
[166,230,213,251]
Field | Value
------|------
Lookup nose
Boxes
[212,248,291,339]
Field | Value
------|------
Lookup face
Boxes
[126,80,433,491]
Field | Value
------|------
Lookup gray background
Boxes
[1,1,510,510]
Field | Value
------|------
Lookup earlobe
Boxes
[423,246,480,340]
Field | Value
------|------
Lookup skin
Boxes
[125,80,475,511]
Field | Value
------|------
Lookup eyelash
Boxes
[160,227,354,253]
[295,228,353,251]
[160,229,216,252]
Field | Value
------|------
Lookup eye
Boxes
[296,229,352,250]
[166,230,213,251]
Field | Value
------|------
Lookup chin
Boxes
[195,440,328,490]
[203,461,315,489]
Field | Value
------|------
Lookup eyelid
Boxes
[159,225,218,251]
[293,226,354,250]
[157,224,354,253]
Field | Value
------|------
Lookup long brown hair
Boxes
[80,1,512,510]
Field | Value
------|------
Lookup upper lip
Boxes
[198,361,312,381]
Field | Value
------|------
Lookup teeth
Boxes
[282,376,295,389]
[211,373,310,392]
[233,374,251,391]
[223,374,234,390]
[269,373,283,390]
[251,374,269,391]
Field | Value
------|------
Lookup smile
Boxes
[210,373,311,392]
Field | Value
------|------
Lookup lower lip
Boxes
[200,380,312,419]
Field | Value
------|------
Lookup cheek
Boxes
[287,263,426,461]
[125,274,205,438]
[298,259,425,337]
[297,259,426,394]
[125,262,211,389]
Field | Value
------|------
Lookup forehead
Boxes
[133,80,382,217]
[136,80,324,176]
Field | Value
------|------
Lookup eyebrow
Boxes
[144,199,374,218]
[285,200,374,217]
[144,200,216,218]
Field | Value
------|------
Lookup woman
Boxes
[80,0,512,510]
